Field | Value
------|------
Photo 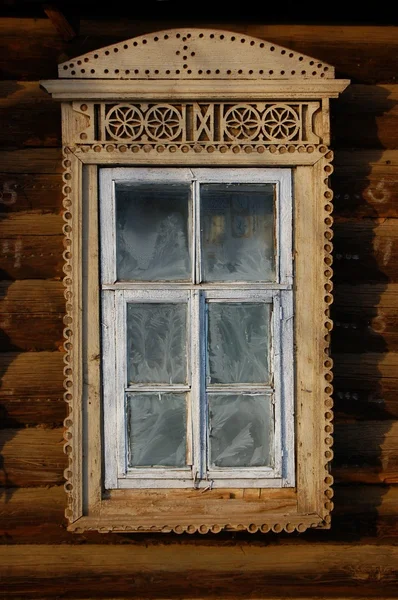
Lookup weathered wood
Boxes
[1,20,397,82]
[0,312,63,351]
[1,543,398,597]
[332,284,398,354]
[0,82,60,149]
[1,484,398,545]
[334,420,398,484]
[0,352,64,400]
[0,397,65,427]
[3,214,398,281]
[332,84,398,149]
[0,173,63,213]
[2,417,398,487]
[0,427,66,487]
[0,235,63,279]
[43,4,78,42]
[2,82,397,150]
[0,280,64,312]
[333,218,398,283]
[0,148,62,174]
[333,158,398,218]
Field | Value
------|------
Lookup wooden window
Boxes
[41,27,349,533]
[100,168,294,489]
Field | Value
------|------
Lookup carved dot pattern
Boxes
[61,147,75,522]
[321,151,335,528]
[58,29,331,79]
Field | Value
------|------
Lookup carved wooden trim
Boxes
[57,29,335,80]
[40,27,348,534]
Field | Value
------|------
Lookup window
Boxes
[41,27,349,533]
[100,168,294,489]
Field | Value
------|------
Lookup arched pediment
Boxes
[59,28,334,80]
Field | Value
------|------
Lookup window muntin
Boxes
[100,168,294,489]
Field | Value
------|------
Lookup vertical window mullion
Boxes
[116,289,127,478]
[191,289,205,481]
[193,179,202,284]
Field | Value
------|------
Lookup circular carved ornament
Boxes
[223,104,261,141]
[262,105,300,142]
[104,105,144,141]
[144,104,183,141]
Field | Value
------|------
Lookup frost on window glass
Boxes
[116,183,191,281]
[201,183,275,282]
[208,394,274,468]
[127,393,187,467]
[127,303,187,384]
[207,302,271,384]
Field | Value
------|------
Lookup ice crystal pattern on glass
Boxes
[127,393,186,467]
[201,183,275,282]
[116,184,190,281]
[207,303,270,383]
[209,395,273,467]
[127,303,187,384]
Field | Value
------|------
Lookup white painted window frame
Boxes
[100,167,294,489]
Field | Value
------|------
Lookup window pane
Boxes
[127,303,187,384]
[201,183,275,282]
[207,302,270,384]
[116,183,191,281]
[209,394,273,468]
[127,393,187,467]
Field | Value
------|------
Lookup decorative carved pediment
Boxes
[58,28,334,80]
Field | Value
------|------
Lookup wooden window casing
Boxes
[41,28,349,533]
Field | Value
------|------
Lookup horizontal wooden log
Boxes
[332,84,398,149]
[0,352,64,401]
[331,283,398,354]
[0,280,64,313]
[0,312,64,351]
[0,148,62,174]
[0,397,66,428]
[0,235,63,279]
[1,484,398,544]
[1,82,398,150]
[333,158,398,219]
[0,82,60,149]
[0,173,63,213]
[1,414,398,486]
[333,218,398,283]
[1,543,398,597]
[1,20,397,83]
[0,427,66,487]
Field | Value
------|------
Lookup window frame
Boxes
[100,167,294,489]
[40,27,349,533]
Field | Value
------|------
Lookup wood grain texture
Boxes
[1,20,397,82]
[2,82,397,149]
[0,427,66,487]
[0,352,64,401]
[0,543,398,597]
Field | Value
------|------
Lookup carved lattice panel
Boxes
[96,102,320,146]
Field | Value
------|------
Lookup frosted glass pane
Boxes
[201,183,275,282]
[127,303,187,384]
[116,183,190,281]
[209,394,273,467]
[207,303,270,384]
[127,393,186,467]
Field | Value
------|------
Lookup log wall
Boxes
[1,17,398,599]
